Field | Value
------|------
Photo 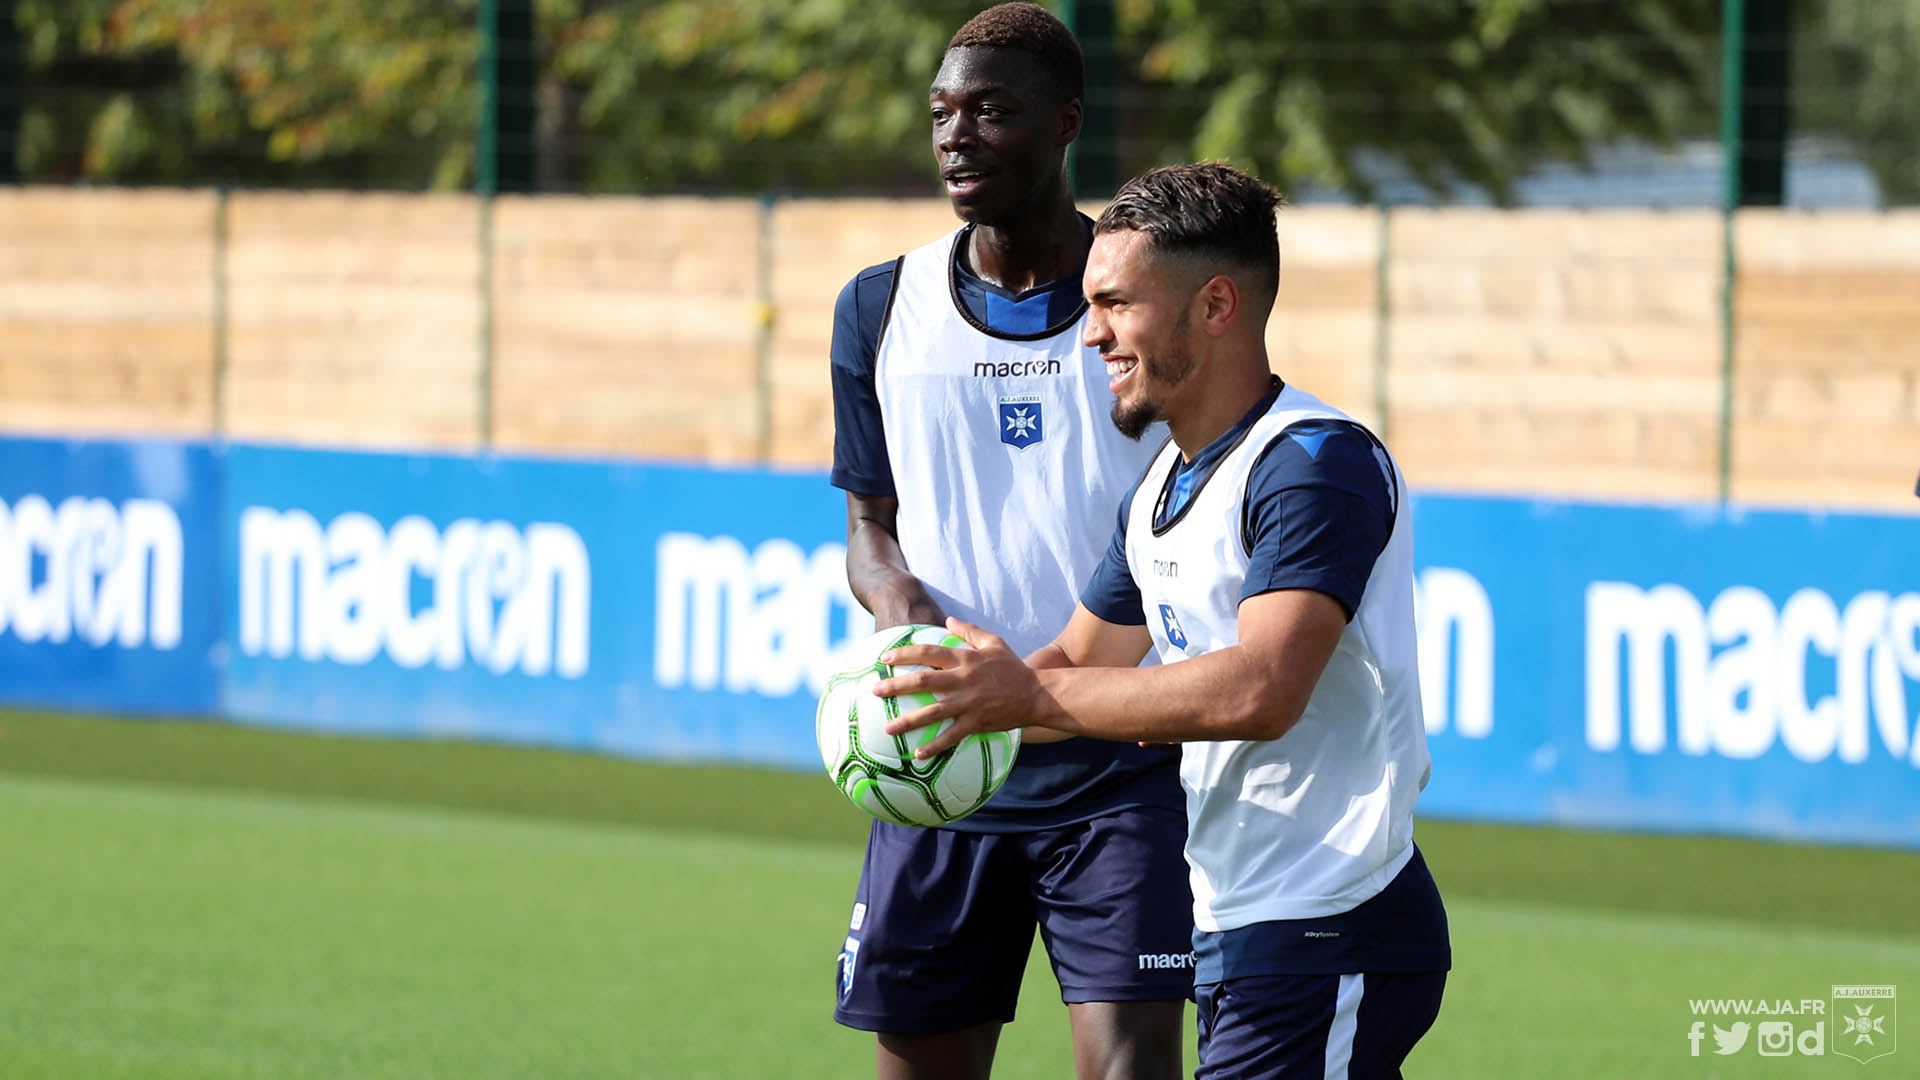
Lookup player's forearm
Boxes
[1016,642,1079,742]
[1028,645,1311,744]
[846,525,943,627]
[1024,641,1075,670]
[852,564,942,627]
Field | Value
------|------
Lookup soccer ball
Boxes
[815,624,1021,827]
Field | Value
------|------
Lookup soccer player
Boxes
[826,5,1192,1079]
[875,162,1452,1079]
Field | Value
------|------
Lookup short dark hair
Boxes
[947,3,1085,105]
[1094,163,1282,296]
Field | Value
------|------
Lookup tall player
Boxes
[826,5,1191,1079]
[876,163,1451,1079]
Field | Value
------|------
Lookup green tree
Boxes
[1113,0,1721,203]
[18,0,479,188]
[1794,0,1920,204]
[549,0,978,192]
[13,0,1918,205]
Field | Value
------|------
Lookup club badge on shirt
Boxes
[998,394,1044,449]
[837,937,860,1001]
[1159,604,1190,649]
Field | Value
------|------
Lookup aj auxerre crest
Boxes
[1159,604,1189,650]
[837,937,860,1003]
[998,393,1044,449]
[1833,985,1897,1064]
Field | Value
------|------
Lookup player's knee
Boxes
[875,1025,1001,1080]
[1070,1001,1186,1080]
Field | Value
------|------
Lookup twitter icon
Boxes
[1713,1022,1752,1055]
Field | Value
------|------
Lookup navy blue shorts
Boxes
[833,805,1194,1033]
[1194,971,1445,1079]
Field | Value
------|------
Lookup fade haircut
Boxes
[1094,163,1282,297]
[947,3,1085,106]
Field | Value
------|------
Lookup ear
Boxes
[1193,274,1240,337]
[1056,98,1083,148]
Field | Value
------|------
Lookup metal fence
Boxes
[6,1,1916,208]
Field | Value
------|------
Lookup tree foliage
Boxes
[11,0,1919,204]
[1114,0,1720,203]
[1794,0,1920,203]
[549,0,979,192]
[17,0,478,187]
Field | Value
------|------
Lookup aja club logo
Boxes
[1685,985,1896,1064]
[998,394,1044,448]
[1159,604,1189,650]
[837,937,860,1003]
[1835,985,1897,1064]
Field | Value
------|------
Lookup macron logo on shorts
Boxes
[1138,952,1196,971]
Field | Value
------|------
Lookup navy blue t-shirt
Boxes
[1080,378,1396,627]
[827,226,1183,833]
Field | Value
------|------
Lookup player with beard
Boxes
[876,163,1452,1079]
[825,5,1192,1080]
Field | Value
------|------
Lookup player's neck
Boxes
[1169,354,1276,462]
[965,196,1087,294]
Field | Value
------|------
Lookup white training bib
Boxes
[1124,385,1432,931]
[874,227,1161,656]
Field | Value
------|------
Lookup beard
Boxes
[1109,318,1195,440]
[1110,389,1160,441]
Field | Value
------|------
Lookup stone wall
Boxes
[1,187,1914,510]
[0,188,217,436]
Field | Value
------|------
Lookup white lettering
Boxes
[1776,588,1841,763]
[326,511,387,666]
[655,532,750,691]
[383,515,442,669]
[1588,581,1920,766]
[1704,586,1775,758]
[1585,582,1709,754]
[239,506,326,659]
[653,531,874,696]
[1836,591,1887,765]
[1415,567,1494,738]
[1877,593,1920,765]
[0,495,183,650]
[237,507,589,677]
[1136,953,1196,970]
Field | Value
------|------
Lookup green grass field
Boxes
[1,709,1915,1079]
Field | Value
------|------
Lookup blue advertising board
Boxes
[1411,497,1920,848]
[1,432,1916,849]
[0,436,221,715]
[219,444,867,770]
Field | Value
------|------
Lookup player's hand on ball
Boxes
[876,617,1040,758]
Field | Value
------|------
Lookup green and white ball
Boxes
[815,624,1021,827]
